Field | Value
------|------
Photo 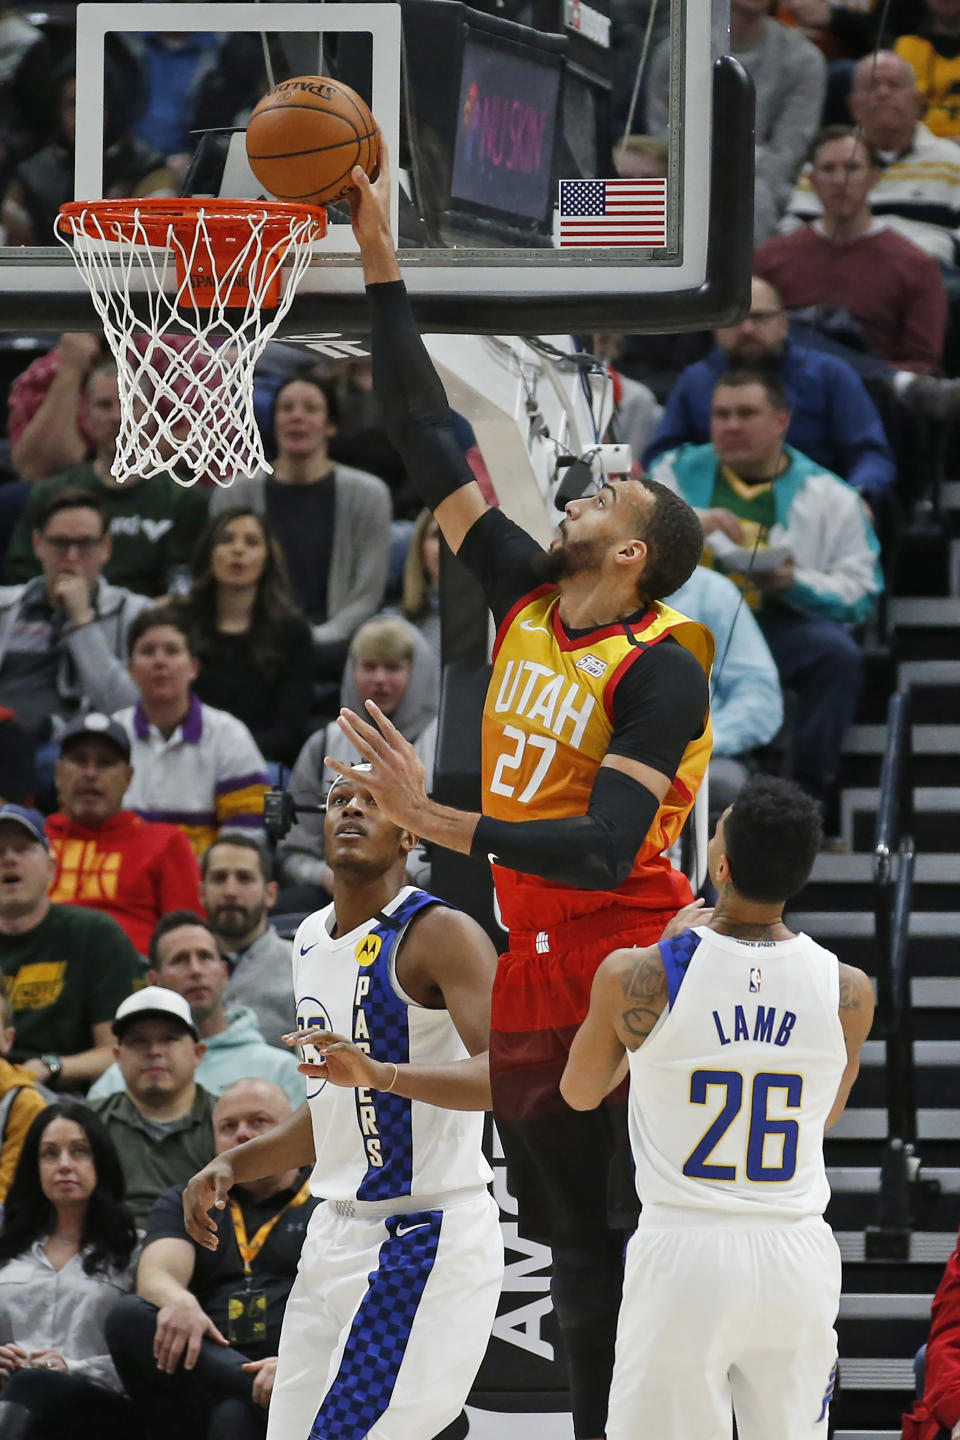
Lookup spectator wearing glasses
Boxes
[4,361,208,599]
[0,489,150,776]
[645,276,896,504]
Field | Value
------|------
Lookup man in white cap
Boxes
[89,986,215,1227]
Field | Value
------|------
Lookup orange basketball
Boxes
[245,75,379,206]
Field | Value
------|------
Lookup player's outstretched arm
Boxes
[825,963,875,1131]
[350,132,490,556]
[329,701,672,884]
[182,1104,315,1250]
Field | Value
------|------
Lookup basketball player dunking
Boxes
[182,766,504,1440]
[335,139,714,1440]
[561,775,875,1440]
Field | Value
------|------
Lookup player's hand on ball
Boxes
[327,701,427,831]
[182,1155,236,1250]
[660,897,713,940]
[348,126,393,252]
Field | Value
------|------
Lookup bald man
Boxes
[105,1079,318,1440]
[784,51,960,265]
[644,275,895,502]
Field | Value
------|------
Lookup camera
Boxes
[553,443,633,510]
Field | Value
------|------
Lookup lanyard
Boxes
[228,1178,312,1277]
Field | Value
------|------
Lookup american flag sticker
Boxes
[556,178,668,248]
[749,967,762,993]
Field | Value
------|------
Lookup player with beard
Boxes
[328,140,715,1440]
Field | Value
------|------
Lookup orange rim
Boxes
[57,197,327,248]
[58,198,326,311]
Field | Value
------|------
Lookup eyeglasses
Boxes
[41,536,103,555]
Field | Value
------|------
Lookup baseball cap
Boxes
[59,712,131,762]
[0,804,50,850]
[112,986,199,1041]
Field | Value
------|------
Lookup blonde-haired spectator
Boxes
[399,510,441,662]
[277,615,438,900]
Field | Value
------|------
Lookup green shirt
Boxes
[90,1086,216,1229]
[710,463,778,532]
[708,463,780,612]
[4,464,209,597]
[0,905,141,1064]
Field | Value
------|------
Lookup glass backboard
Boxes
[0,0,753,335]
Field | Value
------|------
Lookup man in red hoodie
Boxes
[46,712,202,955]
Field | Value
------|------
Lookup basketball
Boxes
[245,75,379,207]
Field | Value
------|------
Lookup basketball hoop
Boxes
[56,198,327,487]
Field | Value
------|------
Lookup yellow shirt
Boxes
[482,586,713,931]
[896,36,960,139]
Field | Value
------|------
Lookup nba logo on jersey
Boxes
[749,967,762,993]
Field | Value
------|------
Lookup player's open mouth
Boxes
[336,826,366,837]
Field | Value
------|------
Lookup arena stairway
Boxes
[785,481,960,1439]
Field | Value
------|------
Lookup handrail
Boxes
[866,688,919,1254]
[873,689,915,1039]
[873,689,914,893]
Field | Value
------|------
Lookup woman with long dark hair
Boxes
[186,506,314,768]
[209,372,393,692]
[0,1103,140,1439]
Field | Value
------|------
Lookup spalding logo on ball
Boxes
[245,75,380,206]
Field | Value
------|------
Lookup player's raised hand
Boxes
[327,701,427,832]
[348,126,397,282]
[182,1155,235,1250]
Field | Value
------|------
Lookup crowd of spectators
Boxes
[0,2,951,1435]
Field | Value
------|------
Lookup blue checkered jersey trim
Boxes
[309,1209,443,1439]
[658,929,703,1009]
[355,891,449,1201]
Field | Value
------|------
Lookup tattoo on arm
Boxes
[620,954,668,1046]
[839,972,863,1011]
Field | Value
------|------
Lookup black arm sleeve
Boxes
[607,639,710,773]
[471,765,660,889]
[367,280,477,510]
[456,507,548,627]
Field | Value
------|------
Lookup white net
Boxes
[55,201,325,487]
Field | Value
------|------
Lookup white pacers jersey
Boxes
[293,886,492,1204]
[628,926,847,1218]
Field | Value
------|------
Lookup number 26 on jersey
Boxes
[683,1070,803,1183]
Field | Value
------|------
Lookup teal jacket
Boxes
[650,443,884,626]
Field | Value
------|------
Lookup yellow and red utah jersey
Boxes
[481,584,713,932]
